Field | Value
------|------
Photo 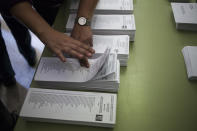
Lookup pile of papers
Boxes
[169,0,190,2]
[182,46,197,80]
[69,0,133,14]
[34,48,120,92]
[20,88,117,128]
[20,1,137,128]
[66,14,136,41]
[171,3,197,31]
[92,35,130,66]
[65,34,130,66]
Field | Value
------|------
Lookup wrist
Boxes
[73,23,91,31]
[37,27,55,45]
[75,16,91,26]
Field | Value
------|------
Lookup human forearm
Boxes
[71,0,98,66]
[72,0,99,45]
[10,1,53,40]
[77,0,98,19]
[9,1,94,66]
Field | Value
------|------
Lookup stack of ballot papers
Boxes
[65,34,130,66]
[171,3,197,31]
[92,35,130,66]
[182,46,197,80]
[20,88,117,128]
[169,0,190,2]
[66,14,136,41]
[69,0,133,14]
[34,48,120,92]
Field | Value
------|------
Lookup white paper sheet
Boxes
[20,88,117,127]
[34,48,112,82]
[182,46,197,80]
[171,3,197,24]
[70,0,133,14]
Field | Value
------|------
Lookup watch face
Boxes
[78,17,87,26]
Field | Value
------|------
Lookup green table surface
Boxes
[15,0,197,131]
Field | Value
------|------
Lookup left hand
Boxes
[71,24,93,67]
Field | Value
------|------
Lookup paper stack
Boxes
[34,48,120,92]
[169,0,190,2]
[21,0,136,128]
[92,35,130,66]
[20,88,117,128]
[66,14,136,41]
[182,46,197,80]
[171,3,197,31]
[69,0,133,14]
[64,34,130,66]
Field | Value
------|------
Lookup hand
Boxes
[39,28,95,64]
[71,24,93,46]
[71,24,93,67]
[9,0,97,68]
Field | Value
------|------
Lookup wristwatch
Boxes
[75,17,91,26]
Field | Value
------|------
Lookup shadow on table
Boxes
[16,119,114,131]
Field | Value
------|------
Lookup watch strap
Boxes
[75,17,91,26]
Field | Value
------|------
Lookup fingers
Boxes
[68,37,93,68]
[54,42,93,62]
[79,58,90,68]
[82,37,93,47]
[70,39,95,56]
[72,39,95,53]
[63,47,84,59]
[51,33,94,66]
[61,44,90,68]
[56,47,90,68]
[55,50,66,62]
[69,43,90,57]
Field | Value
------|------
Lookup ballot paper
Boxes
[35,48,111,82]
[20,88,117,128]
[34,48,120,92]
[169,0,190,2]
[35,60,120,92]
[93,35,129,53]
[69,0,133,14]
[66,14,136,41]
[93,35,130,66]
[171,3,197,31]
[182,46,197,80]
[65,34,130,66]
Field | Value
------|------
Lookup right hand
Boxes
[39,29,95,66]
[71,24,93,68]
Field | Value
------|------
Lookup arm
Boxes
[71,0,98,46]
[9,1,94,66]
[77,0,98,19]
[71,0,98,66]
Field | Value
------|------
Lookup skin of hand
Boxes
[39,28,95,65]
[71,24,93,47]
[10,2,95,67]
[71,0,98,67]
[71,24,93,67]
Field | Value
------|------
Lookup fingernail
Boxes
[79,54,83,58]
[88,53,92,56]
[87,64,90,68]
